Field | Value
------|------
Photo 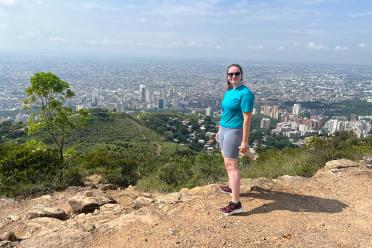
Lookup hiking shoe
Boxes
[217,185,232,194]
[220,201,244,216]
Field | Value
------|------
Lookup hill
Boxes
[0,158,371,247]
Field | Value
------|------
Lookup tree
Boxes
[23,72,88,160]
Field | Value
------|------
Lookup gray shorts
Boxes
[219,126,243,159]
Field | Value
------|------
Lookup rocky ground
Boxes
[0,158,371,248]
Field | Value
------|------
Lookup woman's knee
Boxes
[225,159,238,172]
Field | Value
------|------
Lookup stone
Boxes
[6,215,19,222]
[0,232,20,242]
[315,159,360,177]
[68,190,117,214]
[100,184,117,191]
[0,241,14,248]
[26,207,67,220]
[26,217,63,229]
[156,192,182,204]
[18,226,92,248]
[133,197,155,209]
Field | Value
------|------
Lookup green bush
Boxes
[190,152,225,184]
[0,140,83,197]
[157,159,192,188]
[78,147,139,187]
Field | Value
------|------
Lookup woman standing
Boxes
[217,64,254,216]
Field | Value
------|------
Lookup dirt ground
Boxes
[0,159,371,248]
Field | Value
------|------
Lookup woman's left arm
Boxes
[240,112,252,153]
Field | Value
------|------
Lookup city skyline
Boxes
[0,0,371,65]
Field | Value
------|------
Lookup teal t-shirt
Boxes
[220,84,255,129]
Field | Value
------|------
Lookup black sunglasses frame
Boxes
[227,72,241,77]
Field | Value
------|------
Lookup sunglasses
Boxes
[227,72,241,77]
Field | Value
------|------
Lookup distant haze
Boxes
[0,0,371,65]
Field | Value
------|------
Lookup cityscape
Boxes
[0,56,371,149]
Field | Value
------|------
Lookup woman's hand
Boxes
[215,131,220,141]
[239,142,248,153]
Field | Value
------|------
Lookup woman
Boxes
[217,64,254,216]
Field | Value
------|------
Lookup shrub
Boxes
[157,156,193,188]
[78,147,139,187]
[0,140,83,197]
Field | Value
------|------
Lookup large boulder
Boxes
[315,159,360,177]
[68,190,117,214]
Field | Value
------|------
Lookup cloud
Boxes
[305,42,326,50]
[247,45,264,50]
[0,0,17,7]
[88,39,123,45]
[17,30,40,39]
[36,0,43,4]
[0,23,6,29]
[334,46,349,51]
[49,37,65,42]
[358,43,366,48]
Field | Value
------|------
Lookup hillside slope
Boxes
[0,158,371,248]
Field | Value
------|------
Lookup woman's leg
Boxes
[224,157,240,202]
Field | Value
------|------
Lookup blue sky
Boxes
[0,0,371,64]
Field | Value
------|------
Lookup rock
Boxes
[248,178,275,192]
[0,232,20,242]
[68,190,117,214]
[6,215,19,222]
[360,155,372,165]
[315,159,360,177]
[156,192,182,204]
[82,223,96,232]
[188,184,215,195]
[168,228,176,235]
[26,217,63,229]
[0,241,15,248]
[27,207,67,220]
[84,191,94,197]
[18,226,92,248]
[324,159,359,171]
[99,184,117,191]
[41,195,52,200]
[278,175,306,181]
[143,192,152,198]
[133,197,155,209]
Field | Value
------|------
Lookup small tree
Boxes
[23,72,88,160]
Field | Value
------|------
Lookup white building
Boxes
[139,84,146,103]
[260,118,271,129]
[292,104,301,115]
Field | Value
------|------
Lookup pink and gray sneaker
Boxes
[220,201,244,216]
[217,185,232,194]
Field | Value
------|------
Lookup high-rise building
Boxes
[158,98,166,109]
[260,118,271,129]
[270,105,280,119]
[292,104,301,115]
[139,84,146,103]
[327,119,339,134]
[146,90,152,103]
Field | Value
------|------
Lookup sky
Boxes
[0,0,371,64]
